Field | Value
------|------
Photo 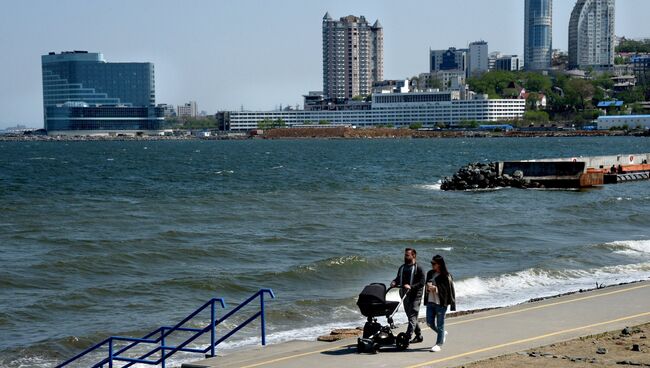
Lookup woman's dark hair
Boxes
[432,255,449,277]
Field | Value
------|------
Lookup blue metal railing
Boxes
[56,288,275,368]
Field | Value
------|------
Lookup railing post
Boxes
[108,338,113,368]
[260,292,266,346]
[161,328,166,368]
[210,299,216,357]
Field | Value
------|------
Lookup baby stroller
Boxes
[356,283,410,353]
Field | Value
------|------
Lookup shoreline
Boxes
[183,280,650,368]
[317,279,648,342]
[0,128,643,142]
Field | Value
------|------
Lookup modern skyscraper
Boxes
[524,0,553,71]
[322,13,383,100]
[42,51,163,135]
[468,41,489,77]
[568,0,616,70]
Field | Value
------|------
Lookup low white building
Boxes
[597,115,650,130]
[224,90,525,131]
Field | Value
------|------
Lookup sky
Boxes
[1,0,649,129]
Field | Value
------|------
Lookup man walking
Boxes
[391,248,425,343]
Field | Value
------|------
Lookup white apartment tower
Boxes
[322,13,384,100]
[569,0,616,69]
[468,41,489,77]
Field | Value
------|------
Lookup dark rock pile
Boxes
[441,162,543,191]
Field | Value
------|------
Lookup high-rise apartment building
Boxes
[42,51,162,135]
[568,0,616,70]
[322,13,383,100]
[468,41,489,76]
[524,0,553,70]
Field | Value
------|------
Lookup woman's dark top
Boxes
[424,269,456,311]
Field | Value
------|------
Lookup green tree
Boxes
[523,72,552,93]
[616,39,650,53]
[565,79,595,110]
[409,122,423,130]
[258,119,274,129]
[523,110,550,124]
[526,92,540,111]
[617,86,645,104]
[427,77,443,90]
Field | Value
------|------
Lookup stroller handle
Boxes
[387,285,410,320]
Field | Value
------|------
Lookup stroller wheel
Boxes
[372,343,380,354]
[395,332,409,351]
[356,340,364,354]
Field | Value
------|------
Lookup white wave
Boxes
[607,240,650,254]
[415,181,441,191]
[453,262,650,311]
[1,355,58,368]
[434,247,453,252]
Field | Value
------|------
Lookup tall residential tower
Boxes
[322,13,383,100]
[569,0,616,70]
[524,0,553,71]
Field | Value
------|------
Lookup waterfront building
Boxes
[220,90,525,131]
[597,115,650,130]
[41,51,162,135]
[495,55,525,71]
[569,0,616,70]
[468,41,489,77]
[177,101,198,118]
[524,0,553,70]
[430,48,468,75]
[322,13,383,99]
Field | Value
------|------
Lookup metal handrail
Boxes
[57,289,275,367]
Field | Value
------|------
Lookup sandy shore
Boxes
[460,322,649,367]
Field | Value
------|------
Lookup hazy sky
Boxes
[1,0,649,128]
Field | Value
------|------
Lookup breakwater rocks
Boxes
[441,162,543,191]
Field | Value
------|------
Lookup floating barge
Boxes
[499,153,650,189]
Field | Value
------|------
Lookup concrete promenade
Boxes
[183,281,650,368]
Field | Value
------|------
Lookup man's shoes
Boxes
[430,345,441,352]
[410,335,423,343]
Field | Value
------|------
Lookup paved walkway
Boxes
[183,281,650,368]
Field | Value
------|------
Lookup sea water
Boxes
[1,137,649,367]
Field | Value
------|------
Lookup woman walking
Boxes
[425,255,456,352]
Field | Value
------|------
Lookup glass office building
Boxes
[42,51,163,135]
[524,0,553,71]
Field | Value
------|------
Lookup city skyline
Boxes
[1,0,650,128]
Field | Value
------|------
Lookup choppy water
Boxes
[1,137,650,367]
